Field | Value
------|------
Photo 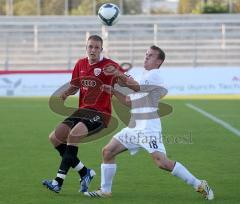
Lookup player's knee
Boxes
[49,131,56,143]
[49,130,67,146]
[102,147,109,158]
[102,147,114,161]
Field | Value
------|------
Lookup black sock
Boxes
[71,157,87,178]
[55,143,67,157]
[55,177,64,186]
[72,156,80,168]
[55,145,79,186]
[79,166,88,178]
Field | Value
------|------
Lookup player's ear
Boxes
[101,47,103,52]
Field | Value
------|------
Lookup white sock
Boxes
[101,163,117,193]
[74,161,84,171]
[171,162,201,190]
[56,173,66,180]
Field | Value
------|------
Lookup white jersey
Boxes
[114,68,167,155]
[128,69,165,131]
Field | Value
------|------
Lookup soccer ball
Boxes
[98,3,120,26]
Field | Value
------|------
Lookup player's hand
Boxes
[117,75,133,87]
[100,84,113,94]
[103,64,119,76]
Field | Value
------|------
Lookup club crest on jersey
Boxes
[94,68,101,76]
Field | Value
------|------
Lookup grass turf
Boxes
[0,97,239,204]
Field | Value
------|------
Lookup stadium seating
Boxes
[0,14,240,70]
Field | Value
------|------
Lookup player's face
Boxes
[144,49,162,70]
[86,39,103,64]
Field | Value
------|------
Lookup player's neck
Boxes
[89,59,99,65]
[88,54,103,65]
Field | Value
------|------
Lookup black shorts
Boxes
[62,108,105,136]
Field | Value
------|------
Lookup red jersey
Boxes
[70,57,123,126]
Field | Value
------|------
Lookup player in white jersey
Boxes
[84,45,214,200]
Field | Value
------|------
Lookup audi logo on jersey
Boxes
[81,79,97,87]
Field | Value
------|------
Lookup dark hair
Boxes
[150,45,165,62]
[87,35,103,46]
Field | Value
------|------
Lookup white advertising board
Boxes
[0,68,239,96]
[0,72,71,96]
[129,67,240,95]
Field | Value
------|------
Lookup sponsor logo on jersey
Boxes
[94,68,101,76]
[81,79,97,87]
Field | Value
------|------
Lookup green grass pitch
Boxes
[0,97,239,204]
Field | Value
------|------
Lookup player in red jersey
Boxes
[42,35,138,193]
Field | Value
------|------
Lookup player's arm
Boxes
[101,84,131,107]
[60,83,79,101]
[103,65,140,92]
[60,62,81,101]
[117,73,140,92]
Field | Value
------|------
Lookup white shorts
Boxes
[114,127,166,155]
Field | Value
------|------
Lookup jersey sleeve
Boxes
[106,59,124,74]
[70,62,81,87]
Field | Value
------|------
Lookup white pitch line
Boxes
[186,103,240,137]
